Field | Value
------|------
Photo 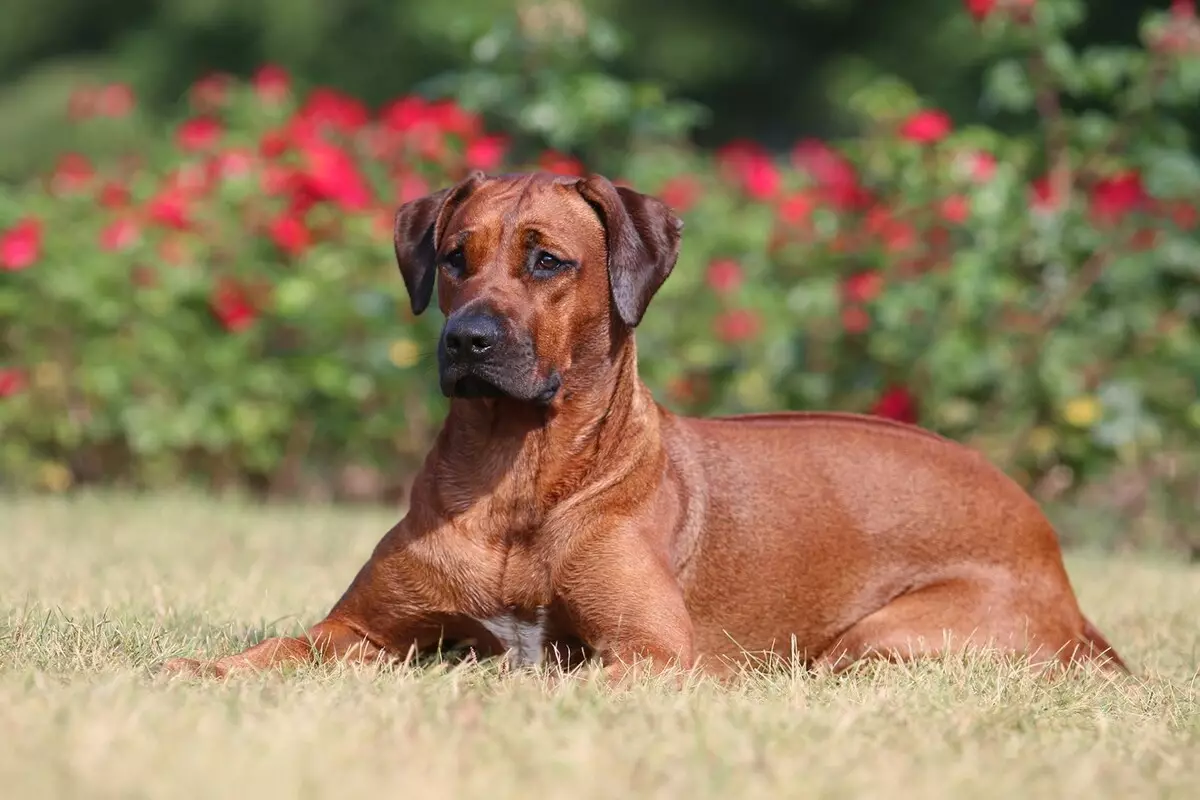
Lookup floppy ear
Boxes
[393,171,486,315]
[576,174,684,328]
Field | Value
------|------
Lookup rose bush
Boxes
[1,0,1198,552]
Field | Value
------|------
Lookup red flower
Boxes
[1166,201,1198,230]
[177,117,223,151]
[190,73,229,112]
[716,140,780,200]
[865,207,917,253]
[426,99,481,139]
[464,135,508,172]
[871,386,918,424]
[395,173,431,204]
[843,271,884,303]
[659,175,702,213]
[715,308,761,343]
[791,139,868,210]
[706,259,743,294]
[840,306,871,334]
[99,181,131,209]
[939,194,971,225]
[253,65,291,103]
[966,0,997,20]
[900,110,953,144]
[49,153,95,195]
[100,218,141,252]
[1,218,42,271]
[208,148,256,183]
[147,189,191,230]
[96,83,136,118]
[1090,170,1146,223]
[538,150,586,176]
[297,140,372,210]
[0,368,26,398]
[259,129,290,159]
[211,280,258,332]
[296,88,368,134]
[1172,0,1195,19]
[1030,175,1062,212]
[268,214,312,257]
[379,96,429,133]
[778,191,817,226]
[967,151,997,183]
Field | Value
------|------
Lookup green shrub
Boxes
[1,0,1198,552]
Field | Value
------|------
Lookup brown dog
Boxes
[162,170,1127,681]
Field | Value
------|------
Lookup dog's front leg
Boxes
[159,616,389,678]
[554,527,696,685]
[159,521,444,679]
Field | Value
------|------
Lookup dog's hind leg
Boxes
[810,575,1113,675]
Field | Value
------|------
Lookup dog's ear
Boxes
[576,174,684,328]
[393,171,486,315]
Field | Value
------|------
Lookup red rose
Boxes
[659,175,702,214]
[843,271,884,303]
[190,73,229,112]
[900,110,953,144]
[791,139,869,210]
[99,181,131,209]
[268,214,312,257]
[177,117,223,151]
[715,308,761,343]
[966,0,997,20]
[840,306,871,334]
[967,151,997,183]
[1030,175,1062,212]
[297,88,369,134]
[706,259,743,294]
[871,386,919,424]
[1173,0,1195,19]
[939,194,971,225]
[0,368,27,398]
[1090,170,1146,223]
[211,280,258,333]
[95,83,135,118]
[99,218,141,252]
[147,189,191,230]
[538,151,586,176]
[49,153,94,195]
[253,65,291,103]
[1,218,42,271]
[297,140,372,210]
[464,135,508,172]
[778,191,817,226]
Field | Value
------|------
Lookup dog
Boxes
[161,170,1128,681]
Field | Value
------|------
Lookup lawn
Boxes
[2,493,1198,799]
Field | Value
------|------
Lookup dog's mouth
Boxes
[445,371,562,406]
[451,375,508,400]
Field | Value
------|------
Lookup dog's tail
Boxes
[1076,617,1130,675]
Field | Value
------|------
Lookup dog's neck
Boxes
[427,336,662,521]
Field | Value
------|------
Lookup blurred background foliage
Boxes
[0,0,1182,180]
[0,0,1198,558]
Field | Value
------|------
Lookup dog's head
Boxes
[393,171,683,406]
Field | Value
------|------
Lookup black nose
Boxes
[443,312,503,362]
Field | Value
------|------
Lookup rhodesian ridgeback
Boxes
[162,170,1127,681]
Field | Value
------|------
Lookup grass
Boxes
[2,492,1198,799]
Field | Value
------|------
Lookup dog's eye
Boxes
[443,248,467,276]
[532,252,569,277]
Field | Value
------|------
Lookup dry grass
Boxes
[2,492,1198,800]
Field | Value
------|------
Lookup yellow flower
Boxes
[38,461,73,493]
[1062,396,1101,428]
[388,339,420,369]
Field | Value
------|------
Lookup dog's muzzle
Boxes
[437,310,561,405]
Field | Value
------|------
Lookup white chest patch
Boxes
[473,606,549,667]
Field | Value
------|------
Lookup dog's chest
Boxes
[471,607,549,667]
